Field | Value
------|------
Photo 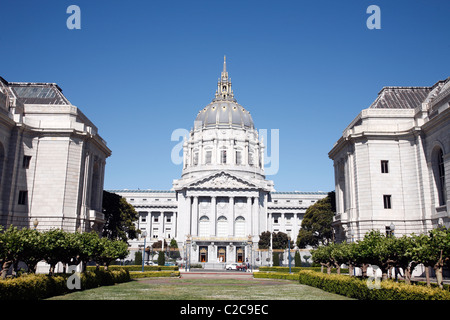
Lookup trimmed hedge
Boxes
[130,271,180,279]
[258,266,349,274]
[297,270,450,300]
[253,272,298,281]
[86,265,178,272]
[0,269,130,300]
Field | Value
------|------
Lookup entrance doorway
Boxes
[218,247,226,262]
[236,247,244,263]
[199,246,208,262]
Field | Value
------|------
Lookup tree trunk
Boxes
[1,261,12,280]
[348,265,354,276]
[404,268,411,285]
[434,265,444,289]
[362,264,368,278]
[425,266,431,287]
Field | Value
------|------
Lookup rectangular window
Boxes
[383,195,392,209]
[381,160,389,173]
[154,216,159,222]
[18,190,28,205]
[236,151,242,165]
[23,156,32,169]
[221,150,227,164]
[193,152,199,166]
[205,151,212,164]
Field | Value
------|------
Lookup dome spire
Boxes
[214,55,236,102]
[222,55,227,77]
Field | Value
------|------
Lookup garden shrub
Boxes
[130,271,180,279]
[258,266,349,274]
[253,272,298,281]
[297,270,450,300]
[0,269,131,300]
[87,265,178,272]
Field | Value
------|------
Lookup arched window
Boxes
[217,216,228,238]
[434,148,447,206]
[199,216,210,237]
[235,216,246,237]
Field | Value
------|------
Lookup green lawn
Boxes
[48,277,353,300]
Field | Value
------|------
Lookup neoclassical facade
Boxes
[112,58,326,266]
[329,77,450,242]
[0,76,110,232]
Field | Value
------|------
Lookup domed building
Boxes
[112,58,327,267]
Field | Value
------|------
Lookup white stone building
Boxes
[329,77,449,242]
[112,58,327,266]
[0,76,111,232]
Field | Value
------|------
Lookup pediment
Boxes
[189,172,256,189]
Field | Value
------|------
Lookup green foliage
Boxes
[296,192,335,248]
[134,251,142,266]
[297,270,450,300]
[258,266,349,274]
[102,191,140,241]
[294,251,301,267]
[258,231,293,250]
[157,251,165,266]
[253,272,298,281]
[0,227,130,276]
[272,252,280,266]
[0,269,130,300]
[129,271,180,279]
[86,265,178,272]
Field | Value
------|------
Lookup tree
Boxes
[41,229,72,275]
[390,235,416,284]
[258,231,271,249]
[134,251,142,266]
[169,238,180,260]
[102,191,140,241]
[94,238,129,270]
[311,245,333,274]
[0,226,23,279]
[296,191,335,248]
[72,231,103,272]
[158,251,165,266]
[294,251,301,267]
[272,252,280,266]
[426,227,450,289]
[258,231,293,250]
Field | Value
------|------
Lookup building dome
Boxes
[194,56,254,130]
[194,101,254,129]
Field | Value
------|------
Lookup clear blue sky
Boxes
[1,0,449,192]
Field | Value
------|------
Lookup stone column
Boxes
[246,197,252,236]
[252,197,258,236]
[228,196,234,237]
[192,196,199,236]
[211,196,216,236]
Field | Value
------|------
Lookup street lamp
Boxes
[141,231,147,272]
[33,219,39,230]
[186,235,192,272]
[288,237,292,274]
[348,229,354,243]
[247,235,253,272]
[389,223,395,237]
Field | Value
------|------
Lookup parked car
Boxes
[225,263,239,270]
[236,264,247,271]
